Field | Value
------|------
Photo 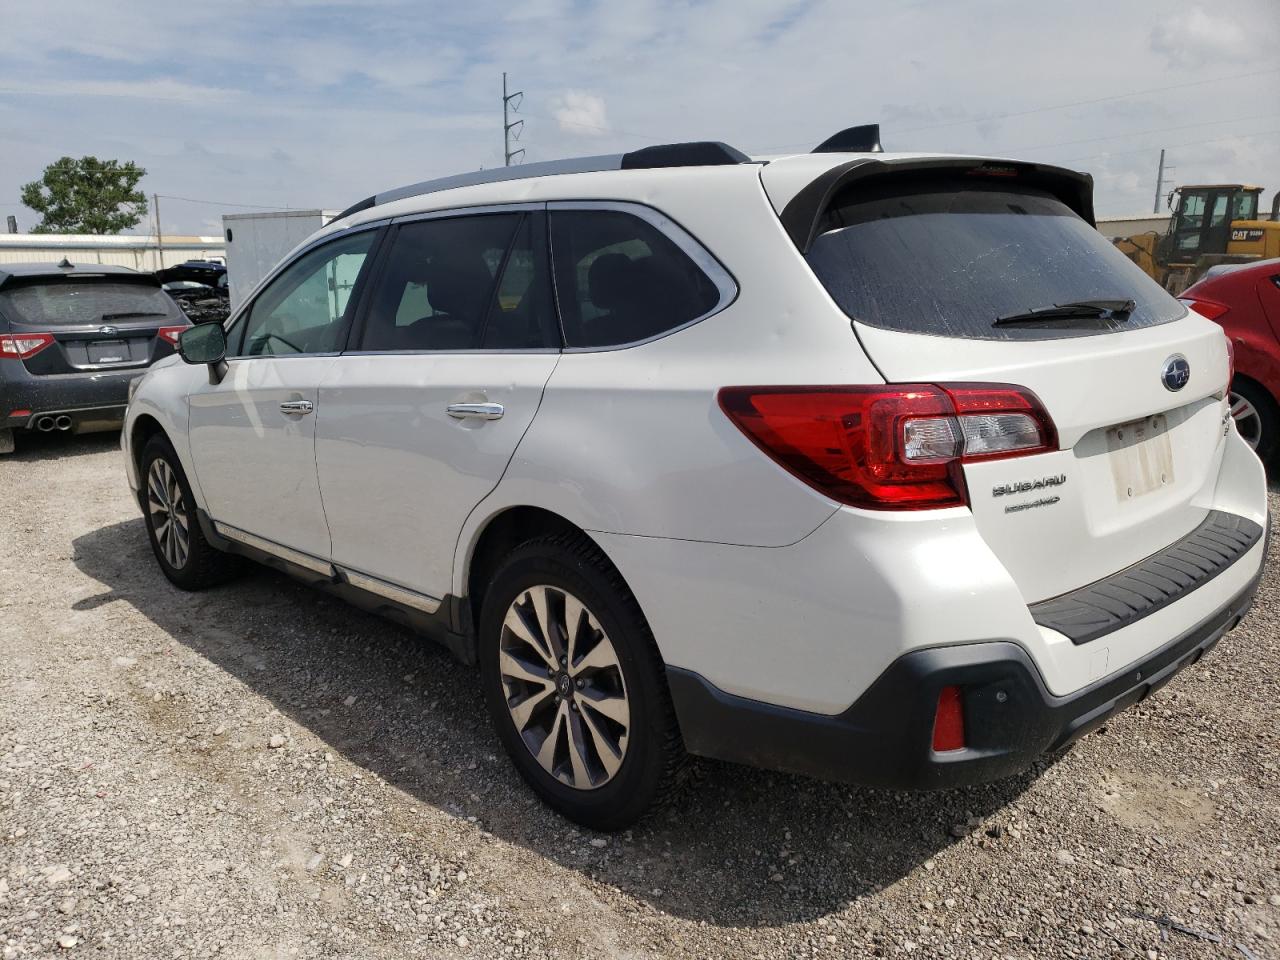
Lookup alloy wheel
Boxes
[498,585,630,790]
[1230,391,1262,450]
[147,458,190,569]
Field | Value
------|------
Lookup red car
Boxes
[1181,257,1280,465]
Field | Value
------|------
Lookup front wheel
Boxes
[478,534,686,830]
[140,435,241,590]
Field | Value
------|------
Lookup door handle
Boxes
[279,400,314,416]
[446,402,504,421]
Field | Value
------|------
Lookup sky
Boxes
[2,0,1277,236]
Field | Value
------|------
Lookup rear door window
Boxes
[805,180,1186,341]
[358,212,557,351]
[549,209,723,348]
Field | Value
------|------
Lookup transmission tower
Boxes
[503,73,525,166]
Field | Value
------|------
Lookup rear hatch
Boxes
[0,274,188,375]
[781,161,1232,604]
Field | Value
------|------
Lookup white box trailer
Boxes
[222,210,337,311]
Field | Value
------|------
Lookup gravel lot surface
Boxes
[2,431,1278,960]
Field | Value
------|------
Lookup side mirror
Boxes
[178,323,228,384]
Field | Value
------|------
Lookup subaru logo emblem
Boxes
[98,325,118,337]
[1161,354,1190,392]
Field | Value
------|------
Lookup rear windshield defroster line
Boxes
[804,180,1186,342]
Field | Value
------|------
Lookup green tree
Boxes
[20,156,148,234]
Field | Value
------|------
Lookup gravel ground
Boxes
[2,430,1278,960]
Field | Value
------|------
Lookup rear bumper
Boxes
[669,554,1263,790]
[1,365,140,429]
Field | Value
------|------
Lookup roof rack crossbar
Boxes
[332,140,750,224]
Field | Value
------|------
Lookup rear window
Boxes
[806,181,1186,340]
[0,280,179,326]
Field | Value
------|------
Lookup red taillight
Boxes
[157,325,188,346]
[932,685,966,752]
[0,333,56,360]
[1179,296,1229,321]
[718,383,1057,510]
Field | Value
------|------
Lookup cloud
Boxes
[0,78,237,104]
[1,0,1276,232]
[552,92,609,136]
[1150,7,1262,67]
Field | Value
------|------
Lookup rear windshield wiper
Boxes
[100,311,170,321]
[993,299,1137,327]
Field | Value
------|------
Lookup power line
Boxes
[755,67,1280,154]
[1005,114,1275,154]
[1059,129,1280,165]
[897,67,1280,134]
[154,193,295,210]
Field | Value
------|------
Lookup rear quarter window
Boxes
[549,208,725,348]
[806,181,1186,341]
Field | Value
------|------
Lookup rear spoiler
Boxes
[779,157,1096,253]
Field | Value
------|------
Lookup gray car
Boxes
[0,261,189,454]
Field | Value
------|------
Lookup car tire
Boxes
[478,533,686,831]
[140,434,242,590]
[1230,378,1278,467]
[0,428,13,456]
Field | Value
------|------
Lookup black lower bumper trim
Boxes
[668,567,1262,790]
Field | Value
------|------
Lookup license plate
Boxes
[1107,414,1174,501]
[88,339,127,363]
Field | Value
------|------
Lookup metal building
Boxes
[0,233,225,270]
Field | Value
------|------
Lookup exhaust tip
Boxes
[36,416,56,432]
[54,415,73,431]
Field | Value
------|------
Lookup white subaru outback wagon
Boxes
[124,126,1270,829]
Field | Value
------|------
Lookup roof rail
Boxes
[813,124,883,154]
[330,141,750,224]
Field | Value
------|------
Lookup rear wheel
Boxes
[478,534,685,830]
[0,428,12,455]
[140,435,241,589]
[1230,379,1278,466]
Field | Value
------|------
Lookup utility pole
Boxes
[503,72,525,166]
[1153,149,1166,214]
[153,193,164,269]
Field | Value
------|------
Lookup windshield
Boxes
[0,280,180,326]
[806,181,1186,340]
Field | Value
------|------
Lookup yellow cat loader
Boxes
[1112,184,1280,294]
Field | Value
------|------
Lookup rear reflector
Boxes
[157,325,188,346]
[9,409,32,419]
[932,685,966,752]
[1179,296,1229,321]
[718,383,1056,510]
[0,333,56,360]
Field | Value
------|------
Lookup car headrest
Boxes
[587,253,639,311]
[421,253,494,319]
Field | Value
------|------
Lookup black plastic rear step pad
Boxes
[1029,510,1263,645]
